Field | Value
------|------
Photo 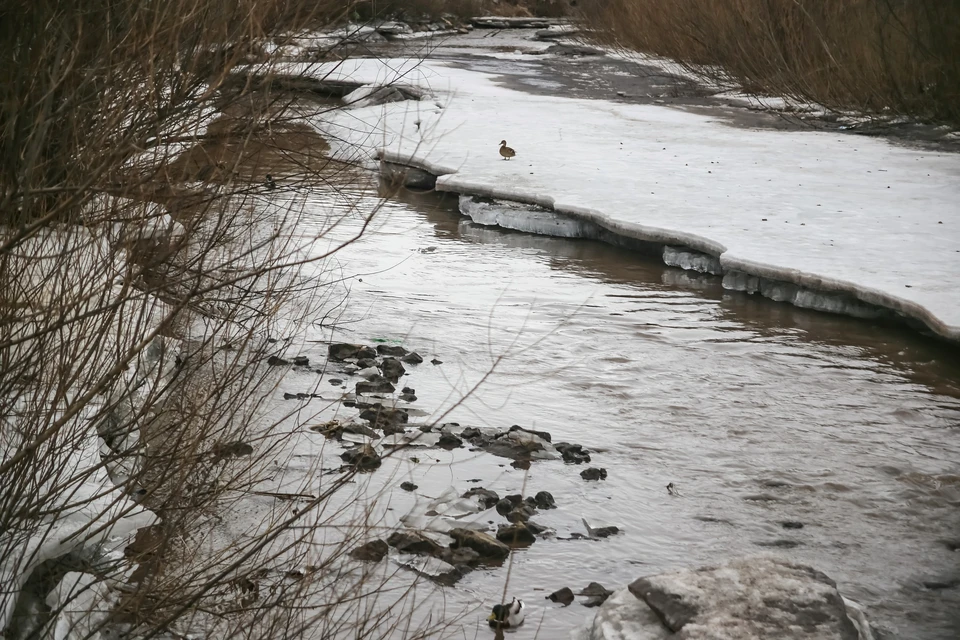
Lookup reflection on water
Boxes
[295,183,960,639]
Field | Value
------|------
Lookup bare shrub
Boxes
[577,0,960,126]
[0,1,469,638]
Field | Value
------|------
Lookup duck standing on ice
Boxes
[499,140,516,160]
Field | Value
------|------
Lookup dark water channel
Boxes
[292,183,960,639]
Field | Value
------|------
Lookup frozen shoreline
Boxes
[283,44,960,343]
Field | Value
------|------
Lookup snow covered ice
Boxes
[276,54,960,340]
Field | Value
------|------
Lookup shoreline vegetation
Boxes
[1,0,955,638]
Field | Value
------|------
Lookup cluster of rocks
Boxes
[548,582,614,608]
[414,423,594,470]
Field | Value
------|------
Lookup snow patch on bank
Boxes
[281,56,960,341]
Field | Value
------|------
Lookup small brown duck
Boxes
[499,140,516,161]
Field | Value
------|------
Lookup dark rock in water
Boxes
[340,444,381,471]
[462,487,500,509]
[267,355,290,366]
[292,355,310,366]
[756,539,802,549]
[400,481,418,492]
[448,528,510,562]
[440,546,480,568]
[356,379,395,395]
[437,433,463,449]
[508,424,552,443]
[328,378,343,386]
[555,442,591,464]
[400,392,417,402]
[524,520,550,535]
[360,404,408,430]
[357,346,378,360]
[534,491,556,509]
[402,386,415,394]
[211,441,253,460]
[349,539,388,562]
[581,467,608,481]
[627,558,861,639]
[579,582,614,607]
[460,426,482,440]
[380,357,406,381]
[342,422,379,439]
[356,357,378,369]
[283,392,310,400]
[922,577,960,590]
[328,343,362,361]
[511,459,531,470]
[547,586,575,606]
[387,530,443,556]
[506,505,537,524]
[377,344,408,357]
[496,524,536,547]
[591,525,620,538]
[401,351,424,364]
[781,521,805,529]
[495,498,516,516]
[430,358,443,365]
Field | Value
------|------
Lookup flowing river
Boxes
[270,181,960,640]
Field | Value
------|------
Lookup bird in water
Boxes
[264,174,277,190]
[498,140,516,161]
[488,598,525,629]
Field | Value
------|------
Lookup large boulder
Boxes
[578,557,872,640]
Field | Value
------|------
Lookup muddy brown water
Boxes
[275,182,960,640]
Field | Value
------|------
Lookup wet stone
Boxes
[555,442,591,464]
[506,505,537,524]
[534,491,556,509]
[448,528,510,562]
[496,524,536,547]
[547,586,574,606]
[328,378,343,386]
[356,346,378,360]
[591,525,620,538]
[267,355,290,366]
[400,481,418,492]
[340,444,381,471]
[462,487,500,509]
[461,426,482,440]
[401,351,424,364]
[495,495,523,516]
[430,358,443,365]
[508,424,552,443]
[781,521,805,529]
[437,433,463,449]
[356,357,377,369]
[212,441,254,459]
[400,392,417,402]
[349,539,388,562]
[581,467,608,481]
[387,530,443,556]
[377,344,408,356]
[380,357,406,381]
[292,355,309,366]
[356,379,396,395]
[328,343,362,361]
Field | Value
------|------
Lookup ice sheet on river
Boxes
[280,56,960,340]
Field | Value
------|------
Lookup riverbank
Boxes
[275,29,960,343]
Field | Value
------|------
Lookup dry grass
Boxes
[577,0,960,126]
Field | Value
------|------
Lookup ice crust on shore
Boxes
[280,54,960,340]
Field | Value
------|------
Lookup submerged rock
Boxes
[462,487,500,509]
[356,379,396,395]
[448,528,510,562]
[401,351,424,364]
[496,524,536,547]
[387,530,444,556]
[340,444,381,471]
[377,344,408,356]
[548,586,575,606]
[350,539,388,562]
[581,467,608,481]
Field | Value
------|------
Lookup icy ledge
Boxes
[382,159,944,338]
[573,557,874,640]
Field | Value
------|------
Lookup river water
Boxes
[272,181,960,640]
